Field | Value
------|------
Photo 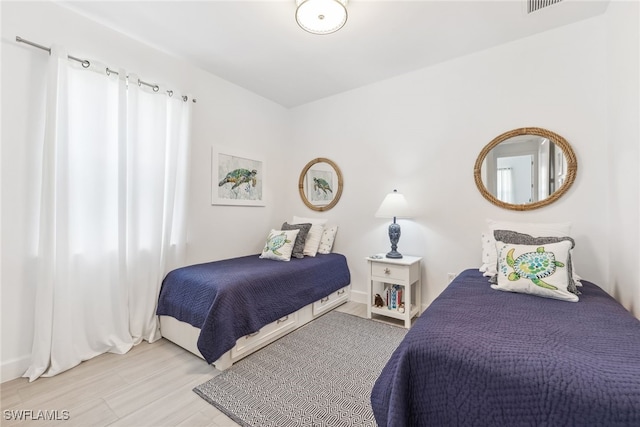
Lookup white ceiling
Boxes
[59,0,610,108]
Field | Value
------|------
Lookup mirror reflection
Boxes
[474,128,577,211]
[482,135,567,204]
[298,158,343,212]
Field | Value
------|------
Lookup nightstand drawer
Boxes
[371,263,408,282]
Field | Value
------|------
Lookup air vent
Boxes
[527,0,563,13]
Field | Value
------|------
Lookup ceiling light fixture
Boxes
[295,0,348,35]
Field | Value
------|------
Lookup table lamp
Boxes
[375,189,412,258]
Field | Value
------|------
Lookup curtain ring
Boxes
[182,95,188,102]
[137,79,142,87]
[153,85,159,92]
[167,90,173,97]
[106,67,111,76]
[82,60,90,68]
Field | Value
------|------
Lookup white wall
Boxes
[286,15,612,308]
[606,0,640,315]
[1,1,288,382]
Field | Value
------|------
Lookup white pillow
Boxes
[491,240,578,302]
[480,219,572,277]
[480,230,495,273]
[317,225,338,254]
[259,229,300,261]
[292,216,328,257]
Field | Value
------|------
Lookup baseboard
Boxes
[349,289,368,305]
[1,355,29,383]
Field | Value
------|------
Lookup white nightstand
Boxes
[366,255,422,328]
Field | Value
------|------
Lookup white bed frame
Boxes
[159,285,350,370]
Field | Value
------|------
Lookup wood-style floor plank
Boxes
[1,302,379,427]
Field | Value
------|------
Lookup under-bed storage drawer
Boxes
[312,286,349,316]
[231,312,298,359]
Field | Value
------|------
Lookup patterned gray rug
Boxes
[193,311,407,427]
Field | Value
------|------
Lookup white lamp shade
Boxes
[375,190,412,219]
[296,0,348,35]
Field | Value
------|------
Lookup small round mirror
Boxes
[298,158,343,212]
[474,127,577,211]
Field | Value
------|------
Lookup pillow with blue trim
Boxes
[491,240,579,302]
[259,229,300,261]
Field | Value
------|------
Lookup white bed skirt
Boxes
[159,285,350,370]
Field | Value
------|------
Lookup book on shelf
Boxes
[384,284,403,311]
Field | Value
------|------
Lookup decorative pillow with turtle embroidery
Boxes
[480,220,572,277]
[479,219,581,286]
[259,229,300,262]
[492,230,579,295]
[491,240,578,302]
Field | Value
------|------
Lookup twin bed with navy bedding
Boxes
[371,268,640,426]
[156,218,351,370]
[156,253,351,370]
[371,223,640,426]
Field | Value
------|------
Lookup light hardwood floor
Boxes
[2,301,400,427]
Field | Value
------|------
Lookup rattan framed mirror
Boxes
[298,158,343,212]
[474,127,577,211]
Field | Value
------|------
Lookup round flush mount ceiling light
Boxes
[295,0,348,35]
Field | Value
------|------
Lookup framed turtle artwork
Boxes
[298,158,343,212]
[212,147,266,206]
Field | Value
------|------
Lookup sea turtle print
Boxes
[313,177,332,194]
[506,246,564,290]
[219,169,257,190]
[264,232,291,256]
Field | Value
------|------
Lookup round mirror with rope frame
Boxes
[298,158,343,212]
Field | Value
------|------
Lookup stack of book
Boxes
[384,284,403,310]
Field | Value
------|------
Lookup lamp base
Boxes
[386,250,403,259]
[386,221,403,259]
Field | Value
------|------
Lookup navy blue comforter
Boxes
[371,269,640,426]
[156,253,350,364]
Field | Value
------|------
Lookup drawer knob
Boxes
[246,330,260,338]
[337,289,345,295]
[321,296,330,303]
[384,268,391,274]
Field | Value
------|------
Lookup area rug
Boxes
[193,311,407,427]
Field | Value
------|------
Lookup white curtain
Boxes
[497,167,514,203]
[24,46,191,381]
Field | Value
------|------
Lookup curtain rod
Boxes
[16,36,196,103]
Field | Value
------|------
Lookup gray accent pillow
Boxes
[492,230,580,295]
[281,222,312,259]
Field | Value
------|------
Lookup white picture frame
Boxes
[211,147,266,206]
[305,165,336,206]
